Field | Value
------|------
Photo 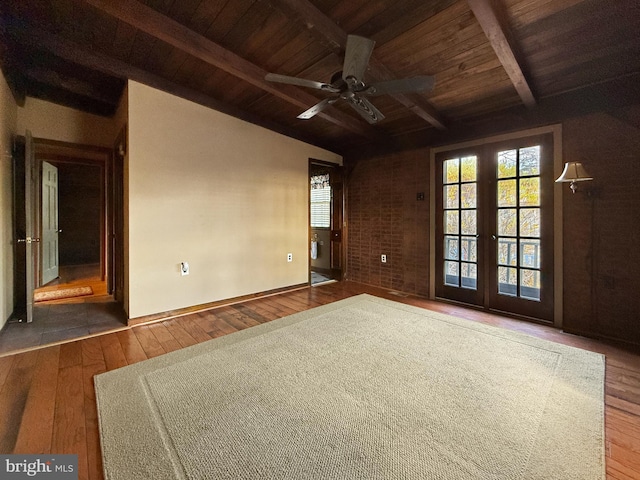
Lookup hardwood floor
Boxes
[0,281,638,479]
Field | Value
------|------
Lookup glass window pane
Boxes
[445,236,459,260]
[445,211,459,234]
[445,185,459,209]
[498,266,518,296]
[520,269,541,301]
[461,236,477,262]
[519,146,540,176]
[444,158,459,184]
[498,209,517,236]
[498,179,517,207]
[520,178,540,206]
[520,208,540,237]
[310,175,331,228]
[461,156,477,182]
[461,183,476,208]
[520,239,541,268]
[461,210,476,235]
[498,238,517,266]
[444,261,459,286]
[461,263,477,290]
[498,149,517,178]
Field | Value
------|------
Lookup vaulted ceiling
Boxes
[1,0,639,154]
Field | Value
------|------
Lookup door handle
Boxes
[17,237,40,244]
[56,229,62,233]
[491,235,497,240]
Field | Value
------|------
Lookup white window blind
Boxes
[311,174,331,228]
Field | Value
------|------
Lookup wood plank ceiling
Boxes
[1,0,639,153]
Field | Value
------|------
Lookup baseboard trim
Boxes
[127,283,310,327]
[562,326,640,349]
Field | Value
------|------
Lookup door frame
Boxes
[309,159,345,283]
[31,139,111,289]
[430,124,564,328]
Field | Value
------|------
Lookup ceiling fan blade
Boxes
[364,76,435,96]
[346,95,385,124]
[297,97,338,120]
[342,35,375,82]
[265,73,340,93]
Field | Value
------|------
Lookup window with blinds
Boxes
[311,174,331,228]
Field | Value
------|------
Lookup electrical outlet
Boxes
[180,262,189,276]
[381,254,387,263]
[287,253,293,262]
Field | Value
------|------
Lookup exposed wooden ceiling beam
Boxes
[23,78,117,116]
[21,66,117,105]
[0,24,26,106]
[272,0,347,51]
[6,24,339,151]
[0,66,26,106]
[467,0,536,107]
[271,0,447,130]
[82,0,376,140]
[346,73,640,158]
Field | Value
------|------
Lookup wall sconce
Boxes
[555,162,593,193]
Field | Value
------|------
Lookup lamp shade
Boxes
[555,162,593,183]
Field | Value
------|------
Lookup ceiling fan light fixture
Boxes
[265,35,435,124]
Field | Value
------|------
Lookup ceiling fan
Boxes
[265,35,435,124]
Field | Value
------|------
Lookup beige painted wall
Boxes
[127,81,342,319]
[17,97,115,147]
[0,71,18,327]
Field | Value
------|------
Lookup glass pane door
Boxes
[435,134,554,322]
[488,135,554,320]
[496,146,542,300]
[435,151,483,306]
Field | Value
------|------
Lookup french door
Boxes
[435,134,554,322]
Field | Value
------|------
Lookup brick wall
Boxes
[345,105,640,345]
[345,148,430,297]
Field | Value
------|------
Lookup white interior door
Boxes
[41,161,59,285]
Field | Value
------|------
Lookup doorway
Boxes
[38,161,103,289]
[33,148,106,301]
[309,160,344,285]
[434,133,555,322]
[3,138,126,355]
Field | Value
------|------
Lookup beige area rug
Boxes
[34,285,93,302]
[95,294,605,480]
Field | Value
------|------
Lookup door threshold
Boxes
[312,279,337,287]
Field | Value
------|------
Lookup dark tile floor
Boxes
[0,301,127,356]
[311,271,334,285]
